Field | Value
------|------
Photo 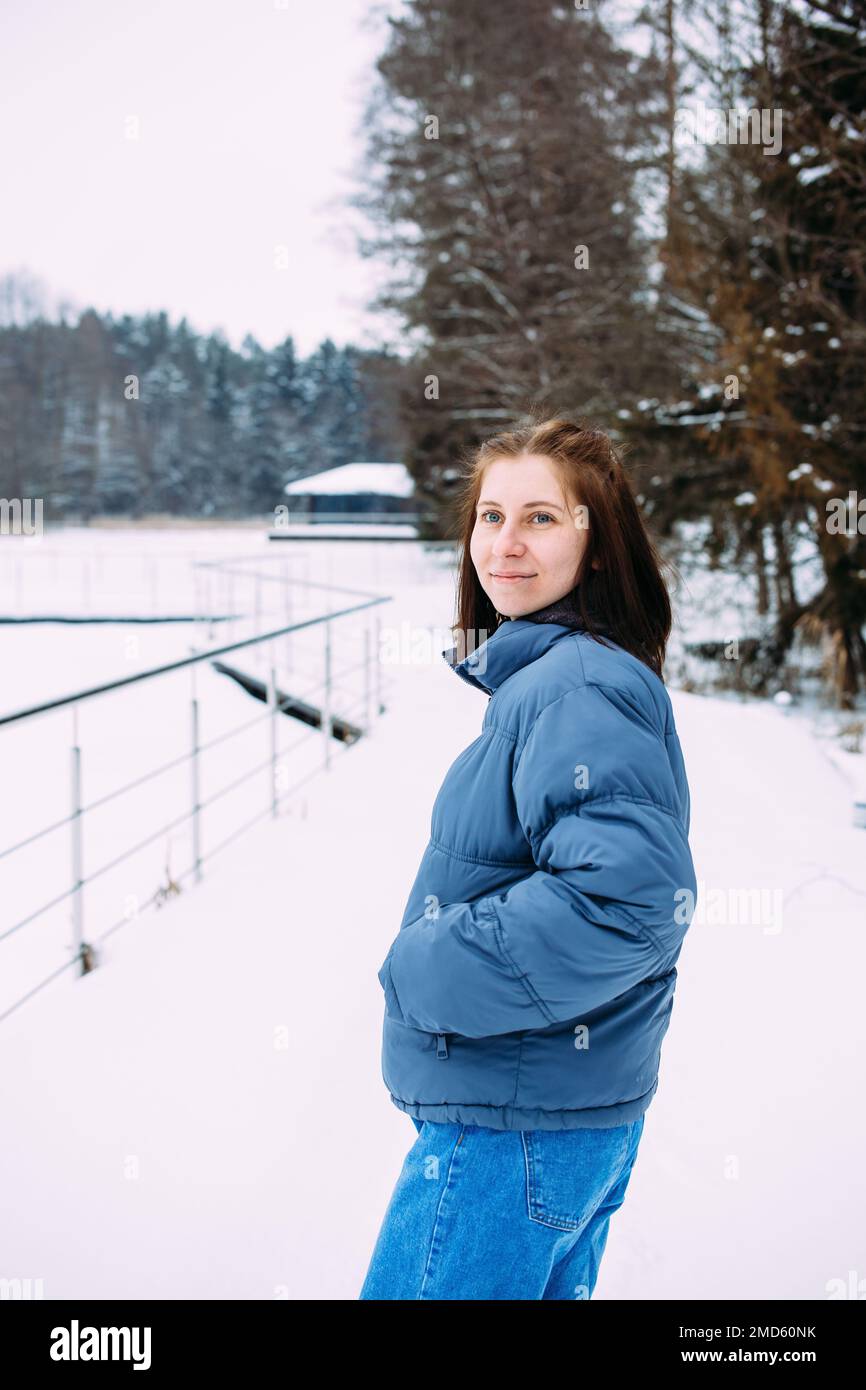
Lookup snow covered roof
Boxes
[284,462,414,498]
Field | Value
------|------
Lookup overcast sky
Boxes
[0,0,398,356]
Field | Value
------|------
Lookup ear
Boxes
[591,557,602,570]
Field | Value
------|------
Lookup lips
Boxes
[491,572,535,580]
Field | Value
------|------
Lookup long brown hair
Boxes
[449,413,673,679]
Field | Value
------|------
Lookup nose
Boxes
[490,520,526,555]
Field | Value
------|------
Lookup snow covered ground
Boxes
[0,526,864,1300]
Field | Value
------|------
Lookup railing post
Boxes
[283,560,292,672]
[322,619,332,770]
[205,565,214,641]
[363,624,372,735]
[70,713,84,971]
[190,692,202,883]
[375,612,384,715]
[268,663,278,817]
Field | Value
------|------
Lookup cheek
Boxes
[568,526,587,559]
[552,526,586,571]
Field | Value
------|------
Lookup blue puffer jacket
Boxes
[377,617,696,1131]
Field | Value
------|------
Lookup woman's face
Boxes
[469,453,591,619]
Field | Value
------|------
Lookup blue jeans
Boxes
[359,1113,645,1300]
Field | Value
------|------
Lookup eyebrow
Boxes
[477,499,564,511]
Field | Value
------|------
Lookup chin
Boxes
[496,600,532,620]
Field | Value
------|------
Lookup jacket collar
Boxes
[519,586,611,635]
[441,618,579,695]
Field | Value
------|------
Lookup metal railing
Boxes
[0,581,392,1025]
[0,546,306,618]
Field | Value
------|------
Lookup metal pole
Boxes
[322,620,331,770]
[375,613,384,715]
[205,564,212,640]
[70,710,84,970]
[192,565,200,645]
[190,693,202,883]
[363,624,371,735]
[268,662,278,817]
[283,560,292,671]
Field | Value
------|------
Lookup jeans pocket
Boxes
[521,1123,634,1232]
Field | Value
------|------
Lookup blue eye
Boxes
[478,511,553,525]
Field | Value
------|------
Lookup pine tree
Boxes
[355,0,672,530]
[645,0,866,700]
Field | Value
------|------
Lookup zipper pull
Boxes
[436,1033,449,1059]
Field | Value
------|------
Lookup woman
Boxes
[360,416,697,1300]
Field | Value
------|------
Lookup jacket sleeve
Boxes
[378,682,696,1039]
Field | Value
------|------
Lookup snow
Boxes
[797,164,834,185]
[0,526,864,1300]
[284,461,414,497]
[269,521,420,539]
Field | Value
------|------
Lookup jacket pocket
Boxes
[521,1124,632,1232]
[377,945,406,1024]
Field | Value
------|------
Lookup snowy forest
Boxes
[0,300,411,517]
[1,0,865,702]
